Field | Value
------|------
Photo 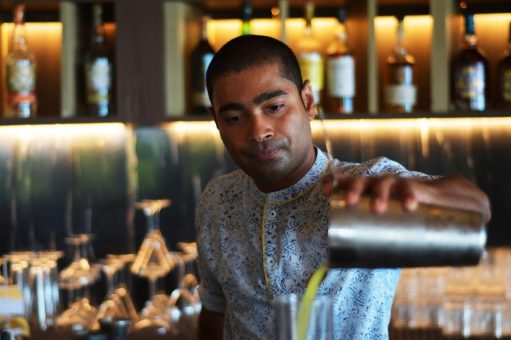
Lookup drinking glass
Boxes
[60,234,100,294]
[167,243,201,335]
[28,251,63,331]
[8,251,34,318]
[55,298,98,330]
[101,257,124,298]
[131,199,175,331]
[273,293,333,340]
[131,200,174,296]
[94,256,138,328]
[58,234,101,330]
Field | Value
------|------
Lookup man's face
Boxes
[211,62,316,193]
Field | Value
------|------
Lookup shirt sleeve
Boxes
[337,156,436,180]
[197,254,226,313]
[195,183,227,314]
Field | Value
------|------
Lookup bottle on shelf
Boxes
[496,21,511,110]
[296,1,324,112]
[83,3,114,117]
[5,4,37,118]
[451,13,488,112]
[383,15,416,113]
[326,8,355,114]
[241,0,252,36]
[190,15,215,114]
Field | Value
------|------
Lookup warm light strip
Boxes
[310,117,511,132]
[0,123,126,139]
[165,120,217,133]
[164,117,511,133]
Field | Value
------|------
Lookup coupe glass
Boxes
[131,199,175,331]
[59,234,100,295]
[58,234,101,330]
[167,242,201,335]
[93,255,138,328]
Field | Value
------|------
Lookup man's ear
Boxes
[300,80,316,120]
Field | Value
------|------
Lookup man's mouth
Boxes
[253,148,281,161]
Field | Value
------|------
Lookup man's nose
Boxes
[249,114,274,143]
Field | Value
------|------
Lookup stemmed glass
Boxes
[57,234,101,329]
[101,257,125,298]
[168,242,201,335]
[59,234,100,295]
[93,255,138,327]
[131,199,176,330]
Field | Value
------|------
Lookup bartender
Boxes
[195,35,490,340]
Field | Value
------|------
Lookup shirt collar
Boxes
[249,146,330,204]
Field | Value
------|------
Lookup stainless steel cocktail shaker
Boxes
[328,193,487,268]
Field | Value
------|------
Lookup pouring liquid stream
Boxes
[296,263,328,340]
[295,107,334,340]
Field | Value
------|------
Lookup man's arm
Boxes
[198,307,224,340]
[324,174,491,223]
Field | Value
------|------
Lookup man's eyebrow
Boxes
[218,103,245,115]
[253,90,288,105]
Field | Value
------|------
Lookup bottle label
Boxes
[503,69,511,102]
[384,84,417,106]
[327,55,355,98]
[86,57,111,104]
[299,52,324,97]
[7,59,35,94]
[394,65,413,84]
[193,53,214,107]
[455,64,485,99]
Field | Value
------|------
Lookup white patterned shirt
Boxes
[196,148,427,339]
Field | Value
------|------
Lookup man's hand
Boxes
[322,172,491,223]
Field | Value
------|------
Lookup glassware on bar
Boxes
[273,293,333,340]
[167,243,201,335]
[55,297,97,330]
[59,235,100,293]
[27,251,63,331]
[131,199,175,331]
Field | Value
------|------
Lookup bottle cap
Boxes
[464,13,475,35]
[242,0,252,21]
[337,8,347,24]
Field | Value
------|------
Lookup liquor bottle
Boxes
[5,4,37,118]
[326,8,355,114]
[496,21,511,110]
[296,1,324,110]
[451,13,488,112]
[383,15,416,113]
[190,16,215,114]
[241,0,252,35]
[84,3,114,117]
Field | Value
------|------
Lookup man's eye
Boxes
[224,115,241,123]
[267,104,284,113]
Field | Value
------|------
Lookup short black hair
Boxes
[206,35,303,106]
